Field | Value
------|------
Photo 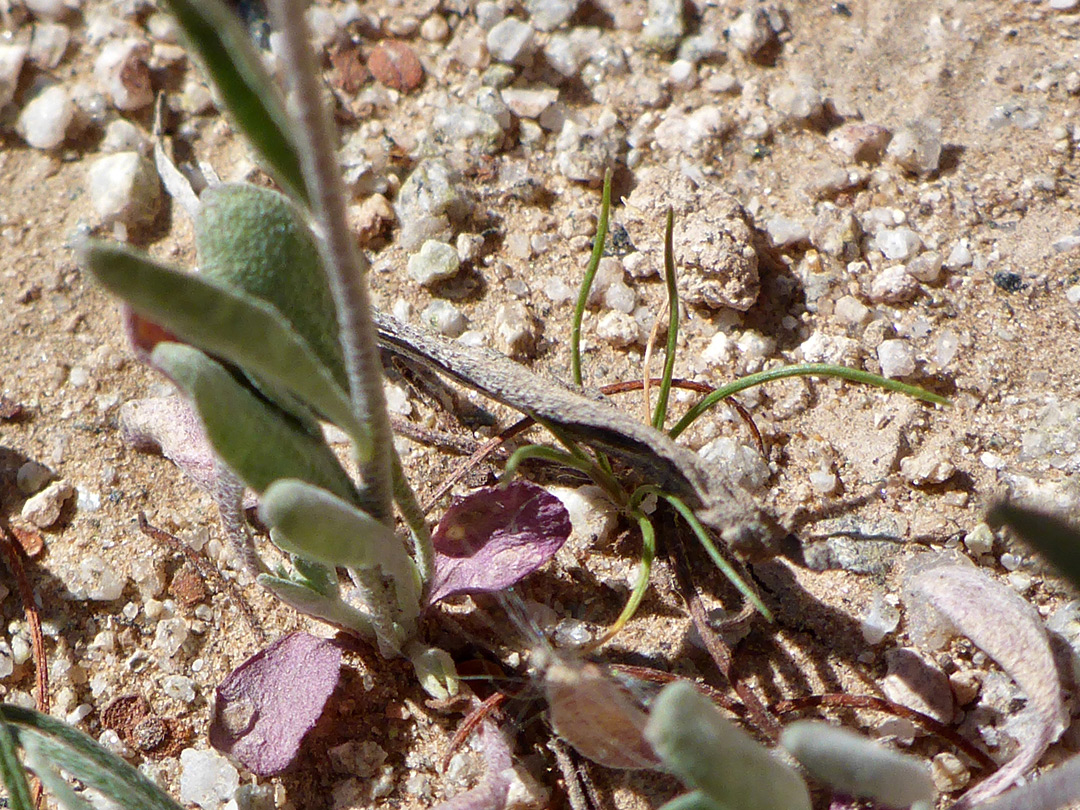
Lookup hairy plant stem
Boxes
[267,0,395,526]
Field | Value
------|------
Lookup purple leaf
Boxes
[427,482,571,605]
[902,559,1067,808]
[430,722,513,810]
[209,632,342,776]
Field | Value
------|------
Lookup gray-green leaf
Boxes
[261,479,420,620]
[151,343,356,502]
[82,240,367,453]
[195,183,345,389]
[258,574,376,639]
[644,681,811,810]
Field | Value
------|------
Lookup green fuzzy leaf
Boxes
[196,184,345,390]
[151,343,356,501]
[0,705,183,810]
[82,240,367,453]
[261,479,420,620]
[258,574,376,639]
[781,720,935,808]
[987,501,1080,590]
[644,682,811,810]
[0,717,34,810]
[656,791,726,810]
[160,0,307,202]
[405,642,460,701]
[23,739,95,810]
[291,556,337,597]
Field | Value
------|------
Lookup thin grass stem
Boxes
[585,511,656,651]
[502,444,625,506]
[571,169,613,387]
[669,363,950,439]
[651,208,679,430]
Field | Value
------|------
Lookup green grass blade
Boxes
[392,451,434,584]
[987,501,1080,590]
[652,208,679,431]
[83,241,368,453]
[0,717,34,810]
[161,0,307,203]
[659,491,772,622]
[0,705,183,810]
[571,168,613,387]
[669,363,950,439]
[656,791,726,810]
[587,511,656,650]
[503,443,625,506]
[152,343,359,502]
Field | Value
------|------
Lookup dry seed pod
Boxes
[535,648,660,771]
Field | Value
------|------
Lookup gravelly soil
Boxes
[2,0,1080,808]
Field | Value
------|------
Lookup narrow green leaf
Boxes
[196,184,345,389]
[987,501,1080,590]
[0,717,34,810]
[0,705,183,810]
[160,0,307,202]
[652,207,679,431]
[82,240,368,453]
[23,739,95,810]
[261,479,420,619]
[644,681,811,810]
[669,363,950,439]
[258,574,376,639]
[571,168,613,387]
[291,556,337,597]
[151,343,357,502]
[656,791,726,810]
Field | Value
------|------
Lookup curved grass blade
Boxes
[260,479,420,620]
[160,0,307,203]
[0,705,184,810]
[987,501,1080,589]
[152,343,358,503]
[0,717,34,810]
[586,511,656,650]
[502,443,624,506]
[657,490,772,621]
[669,363,950,439]
[651,208,679,431]
[571,168,613,387]
[83,241,367,453]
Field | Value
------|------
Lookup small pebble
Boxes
[408,240,461,286]
[548,485,619,548]
[900,446,955,486]
[877,339,916,379]
[931,752,970,792]
[368,41,424,93]
[765,215,809,247]
[87,152,162,230]
[887,117,942,174]
[906,251,943,283]
[828,122,892,163]
[861,592,900,644]
[834,295,871,326]
[555,113,624,183]
[487,17,535,64]
[328,740,388,778]
[808,469,838,495]
[16,84,75,150]
[100,118,148,153]
[525,0,580,32]
[882,647,954,723]
[728,7,779,62]
[93,39,153,111]
[494,301,538,357]
[29,22,70,69]
[641,0,685,52]
[179,749,239,810]
[501,86,558,119]
[421,300,467,338]
[869,265,920,304]
[16,461,53,495]
[875,227,923,261]
[21,479,74,528]
[596,311,640,347]
[768,81,824,123]
[420,14,450,42]
[0,43,28,107]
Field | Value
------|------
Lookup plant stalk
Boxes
[267,0,396,525]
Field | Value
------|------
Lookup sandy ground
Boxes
[3,0,1080,808]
